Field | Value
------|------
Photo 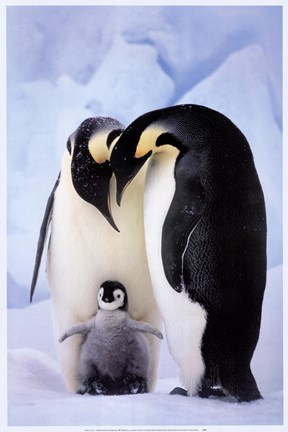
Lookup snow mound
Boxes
[8,348,65,402]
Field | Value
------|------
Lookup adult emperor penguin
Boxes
[30,116,162,393]
[110,104,267,402]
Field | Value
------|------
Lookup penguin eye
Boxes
[117,294,121,298]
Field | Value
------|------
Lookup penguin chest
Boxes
[85,326,128,378]
[144,152,207,394]
[47,169,155,323]
[85,312,148,379]
[47,182,117,315]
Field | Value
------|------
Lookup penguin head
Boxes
[67,117,124,231]
[110,107,185,205]
[98,280,128,311]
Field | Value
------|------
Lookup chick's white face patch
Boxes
[113,289,125,305]
[98,287,125,310]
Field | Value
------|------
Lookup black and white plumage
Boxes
[59,281,163,395]
[111,104,267,402]
[30,117,162,393]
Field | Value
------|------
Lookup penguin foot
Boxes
[89,381,108,395]
[123,374,147,394]
[79,374,148,396]
[77,383,89,395]
[77,378,95,395]
[170,387,188,396]
[198,386,226,399]
[77,377,107,396]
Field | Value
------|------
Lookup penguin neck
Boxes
[143,149,178,285]
[144,149,178,209]
[96,308,126,327]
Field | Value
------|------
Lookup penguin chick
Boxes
[59,281,163,396]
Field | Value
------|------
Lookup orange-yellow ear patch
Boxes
[88,132,110,164]
[135,125,166,159]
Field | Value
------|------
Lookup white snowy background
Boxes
[5,4,284,429]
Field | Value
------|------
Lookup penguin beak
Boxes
[89,161,120,232]
[100,198,120,233]
[110,141,152,206]
[71,158,119,232]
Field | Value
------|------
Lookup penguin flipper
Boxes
[161,172,205,292]
[126,317,163,339]
[59,321,91,343]
[30,175,60,302]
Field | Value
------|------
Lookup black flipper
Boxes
[161,164,205,293]
[30,175,60,302]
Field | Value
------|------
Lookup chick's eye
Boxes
[117,294,121,299]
